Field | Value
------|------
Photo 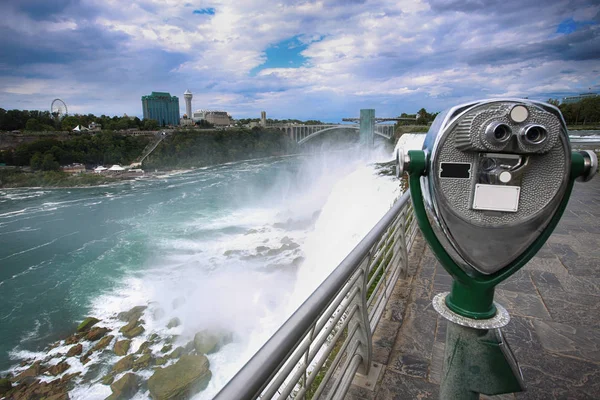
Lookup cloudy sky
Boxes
[0,0,598,122]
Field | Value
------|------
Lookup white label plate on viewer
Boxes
[472,184,520,213]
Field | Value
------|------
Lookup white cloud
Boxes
[0,0,598,119]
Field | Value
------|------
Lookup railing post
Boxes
[348,253,373,376]
[397,210,409,279]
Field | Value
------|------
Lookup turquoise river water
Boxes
[0,150,401,399]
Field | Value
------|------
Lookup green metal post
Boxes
[405,150,588,399]
[440,325,524,399]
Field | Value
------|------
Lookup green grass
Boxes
[305,327,348,400]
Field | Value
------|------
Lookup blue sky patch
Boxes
[250,36,312,76]
[193,8,215,15]
[556,18,596,34]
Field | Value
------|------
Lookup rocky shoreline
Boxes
[1,306,230,400]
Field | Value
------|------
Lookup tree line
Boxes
[396,108,440,126]
[547,96,600,125]
[0,109,162,132]
[236,118,325,126]
[0,132,149,170]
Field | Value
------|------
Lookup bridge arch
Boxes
[296,126,359,145]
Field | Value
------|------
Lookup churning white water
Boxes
[1,141,417,399]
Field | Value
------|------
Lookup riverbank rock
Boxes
[65,333,83,345]
[80,349,94,365]
[112,355,135,374]
[86,327,110,341]
[136,341,152,355]
[92,335,114,352]
[12,361,42,382]
[117,306,147,323]
[77,317,100,333]
[108,373,138,400]
[61,372,81,385]
[114,340,131,356]
[193,331,219,355]
[132,354,154,371]
[166,317,180,329]
[0,378,12,395]
[193,330,232,355]
[147,355,211,400]
[48,362,70,376]
[168,347,185,359]
[160,344,172,354]
[120,319,145,339]
[155,357,167,366]
[66,344,83,357]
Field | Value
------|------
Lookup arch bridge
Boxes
[274,124,395,145]
[272,110,415,147]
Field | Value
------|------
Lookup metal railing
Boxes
[215,191,418,400]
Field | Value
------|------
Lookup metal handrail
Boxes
[215,191,417,399]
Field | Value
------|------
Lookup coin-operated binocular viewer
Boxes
[396,99,597,399]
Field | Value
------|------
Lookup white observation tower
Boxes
[184,89,193,119]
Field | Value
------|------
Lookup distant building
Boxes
[184,90,193,120]
[561,93,598,104]
[260,111,267,127]
[62,163,86,174]
[192,110,232,126]
[88,122,102,131]
[180,116,194,126]
[142,92,180,127]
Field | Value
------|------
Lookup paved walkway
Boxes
[349,178,600,399]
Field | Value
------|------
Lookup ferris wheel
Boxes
[51,99,68,120]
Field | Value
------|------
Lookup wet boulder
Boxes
[65,334,83,345]
[12,361,42,382]
[120,319,145,339]
[193,330,232,355]
[160,344,172,354]
[193,331,219,354]
[101,374,114,385]
[92,335,114,352]
[135,341,152,355]
[132,354,154,371]
[147,355,211,400]
[66,344,83,357]
[0,378,12,395]
[166,317,181,329]
[86,327,110,341]
[117,306,147,323]
[48,361,70,376]
[168,346,185,359]
[113,340,131,356]
[112,355,135,374]
[107,373,138,400]
[77,317,100,333]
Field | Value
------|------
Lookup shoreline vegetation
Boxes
[0,128,300,189]
[1,124,598,189]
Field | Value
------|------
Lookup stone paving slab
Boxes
[348,179,600,399]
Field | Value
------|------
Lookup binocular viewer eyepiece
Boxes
[397,99,597,276]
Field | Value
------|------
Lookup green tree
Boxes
[30,152,43,170]
[41,153,60,171]
[61,116,80,131]
[25,118,43,131]
[143,119,159,131]
[547,98,560,106]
